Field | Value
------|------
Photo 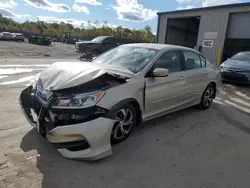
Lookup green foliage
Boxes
[0,16,156,42]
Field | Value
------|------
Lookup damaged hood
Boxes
[38,61,134,91]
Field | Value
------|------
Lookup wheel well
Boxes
[128,101,142,126]
[209,82,217,98]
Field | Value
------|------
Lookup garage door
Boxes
[227,12,250,39]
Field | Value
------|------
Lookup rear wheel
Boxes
[200,84,215,110]
[110,104,137,144]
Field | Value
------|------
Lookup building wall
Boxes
[157,6,250,64]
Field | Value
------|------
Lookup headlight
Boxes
[52,91,105,109]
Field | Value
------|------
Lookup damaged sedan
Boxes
[19,43,221,160]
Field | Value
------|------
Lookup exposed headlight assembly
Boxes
[52,91,105,109]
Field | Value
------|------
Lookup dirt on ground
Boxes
[0,47,250,188]
[0,41,80,59]
[0,81,250,188]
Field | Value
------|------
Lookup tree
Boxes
[0,16,154,42]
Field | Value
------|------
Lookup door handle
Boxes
[179,76,184,80]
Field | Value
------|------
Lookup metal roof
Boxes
[157,2,250,15]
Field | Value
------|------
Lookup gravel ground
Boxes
[0,41,80,59]
[0,57,250,187]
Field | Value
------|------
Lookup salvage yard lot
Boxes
[1,43,250,187]
[0,41,79,59]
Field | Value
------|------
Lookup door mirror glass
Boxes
[151,68,169,77]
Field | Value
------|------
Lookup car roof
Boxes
[121,43,200,52]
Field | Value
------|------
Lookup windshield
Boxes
[231,52,250,62]
[91,36,107,43]
[92,46,159,73]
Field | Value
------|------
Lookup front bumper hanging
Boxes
[19,86,116,160]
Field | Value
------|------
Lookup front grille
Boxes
[222,72,249,83]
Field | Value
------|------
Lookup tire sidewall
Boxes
[200,84,215,110]
[108,103,137,144]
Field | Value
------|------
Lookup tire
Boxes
[199,84,216,110]
[108,103,137,144]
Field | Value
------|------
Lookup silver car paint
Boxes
[46,117,115,160]
[23,44,221,160]
[38,61,134,90]
[98,46,220,121]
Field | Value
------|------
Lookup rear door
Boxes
[181,50,208,100]
[144,51,187,119]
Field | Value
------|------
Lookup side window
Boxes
[106,39,115,44]
[153,51,181,73]
[200,55,206,68]
[183,51,202,70]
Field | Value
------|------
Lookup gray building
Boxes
[156,2,250,65]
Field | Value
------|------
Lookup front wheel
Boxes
[199,84,215,110]
[110,104,137,144]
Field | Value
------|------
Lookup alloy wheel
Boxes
[111,109,134,140]
[203,87,214,107]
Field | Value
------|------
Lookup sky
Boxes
[0,0,249,33]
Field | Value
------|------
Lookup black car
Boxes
[29,36,52,46]
[76,36,142,60]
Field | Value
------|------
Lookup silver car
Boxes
[12,33,25,42]
[220,51,250,84]
[1,32,12,41]
[19,43,221,160]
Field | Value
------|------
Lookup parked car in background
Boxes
[76,36,144,60]
[19,43,221,161]
[29,35,52,46]
[0,32,12,41]
[220,51,250,84]
[12,33,25,42]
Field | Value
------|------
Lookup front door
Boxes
[144,51,186,119]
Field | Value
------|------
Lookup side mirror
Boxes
[150,68,169,77]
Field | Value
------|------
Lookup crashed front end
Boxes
[19,71,128,160]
